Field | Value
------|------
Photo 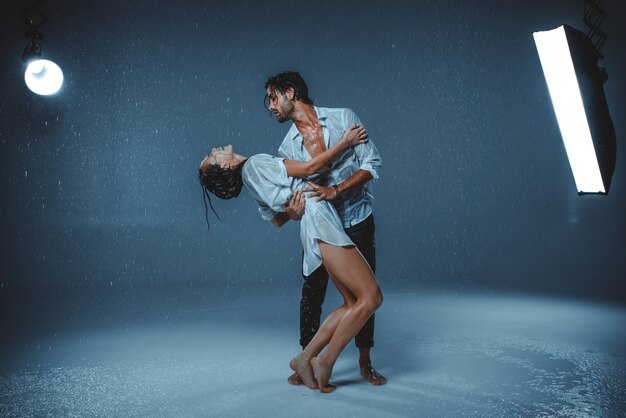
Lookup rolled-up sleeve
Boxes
[242,154,292,221]
[257,200,277,221]
[344,109,382,180]
[278,141,292,160]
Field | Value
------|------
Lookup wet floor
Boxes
[1,290,625,417]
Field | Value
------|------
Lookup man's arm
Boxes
[303,169,373,201]
[337,169,373,195]
[273,128,366,224]
[347,108,381,181]
[272,124,368,226]
[271,212,290,228]
[304,109,381,201]
[271,190,305,228]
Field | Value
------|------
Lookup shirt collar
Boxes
[288,106,328,141]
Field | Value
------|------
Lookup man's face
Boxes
[267,87,294,123]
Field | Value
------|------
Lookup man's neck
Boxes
[292,103,318,133]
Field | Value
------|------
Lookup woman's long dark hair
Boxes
[197,161,246,231]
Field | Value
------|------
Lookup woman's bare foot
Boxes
[289,355,318,389]
[311,356,336,393]
[287,372,303,385]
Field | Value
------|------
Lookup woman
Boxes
[198,125,383,393]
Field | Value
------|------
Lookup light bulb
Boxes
[24,59,64,96]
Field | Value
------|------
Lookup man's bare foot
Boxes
[290,355,318,390]
[359,348,387,385]
[360,365,387,385]
[311,356,336,393]
[287,372,303,385]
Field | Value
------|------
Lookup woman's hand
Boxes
[341,125,369,147]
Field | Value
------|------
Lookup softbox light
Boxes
[533,25,616,195]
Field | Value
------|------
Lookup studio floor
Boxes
[1,289,625,417]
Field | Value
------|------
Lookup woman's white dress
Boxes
[242,154,354,276]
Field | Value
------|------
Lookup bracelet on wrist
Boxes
[333,184,341,197]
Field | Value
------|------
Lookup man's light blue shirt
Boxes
[276,106,381,228]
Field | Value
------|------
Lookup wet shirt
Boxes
[277,106,381,228]
[241,154,296,219]
[241,154,353,275]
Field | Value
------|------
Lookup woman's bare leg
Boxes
[310,242,383,392]
[288,277,356,387]
[290,273,358,389]
[290,304,348,389]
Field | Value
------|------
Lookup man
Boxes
[264,71,386,386]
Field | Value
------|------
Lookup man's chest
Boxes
[297,124,345,159]
[300,125,326,157]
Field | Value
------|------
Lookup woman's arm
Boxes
[283,125,368,178]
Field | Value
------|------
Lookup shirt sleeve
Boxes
[278,138,292,160]
[243,154,293,220]
[257,200,278,221]
[256,156,290,220]
[343,109,382,180]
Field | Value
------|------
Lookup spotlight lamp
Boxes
[533,1,616,195]
[21,2,64,96]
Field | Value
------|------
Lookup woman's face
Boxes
[201,145,236,171]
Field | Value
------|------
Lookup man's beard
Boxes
[275,112,289,123]
[275,101,293,123]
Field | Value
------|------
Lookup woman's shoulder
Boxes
[243,154,285,175]
[246,153,283,166]
[242,153,291,188]
[248,153,273,161]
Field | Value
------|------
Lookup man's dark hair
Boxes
[197,162,246,230]
[264,71,314,110]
